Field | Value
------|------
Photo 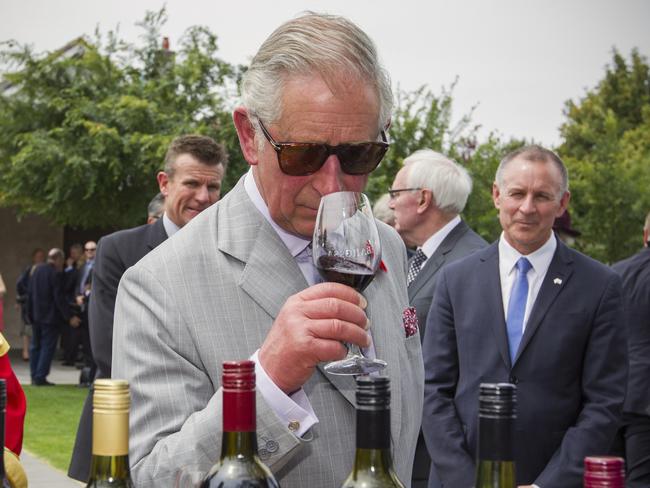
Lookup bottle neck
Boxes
[221,388,257,459]
[477,415,514,462]
[92,409,129,457]
[87,455,131,483]
[354,408,393,464]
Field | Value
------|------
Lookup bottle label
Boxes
[356,409,391,449]
[223,390,255,432]
[478,417,514,461]
[93,411,129,456]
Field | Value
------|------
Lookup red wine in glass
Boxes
[312,191,387,375]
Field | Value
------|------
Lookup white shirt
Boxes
[419,215,462,262]
[162,213,180,238]
[498,232,557,333]
[244,170,319,437]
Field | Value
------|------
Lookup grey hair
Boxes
[47,248,64,262]
[404,149,473,215]
[240,12,393,136]
[495,144,569,196]
[147,192,165,220]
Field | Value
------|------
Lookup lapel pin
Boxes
[553,278,562,285]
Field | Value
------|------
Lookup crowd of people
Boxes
[2,11,648,488]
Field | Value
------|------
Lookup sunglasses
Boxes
[257,119,389,176]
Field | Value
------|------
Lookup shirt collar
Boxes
[244,169,310,258]
[498,231,557,276]
[420,215,461,258]
[162,213,181,238]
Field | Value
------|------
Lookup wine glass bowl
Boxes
[312,191,387,375]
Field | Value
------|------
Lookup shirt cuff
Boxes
[251,350,319,438]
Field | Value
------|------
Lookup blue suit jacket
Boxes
[422,239,627,487]
[27,263,71,326]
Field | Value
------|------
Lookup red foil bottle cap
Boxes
[584,456,625,487]
[222,360,256,432]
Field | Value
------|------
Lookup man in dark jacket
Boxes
[611,212,650,487]
[27,248,80,385]
[68,134,227,481]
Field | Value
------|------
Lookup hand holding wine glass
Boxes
[312,191,387,375]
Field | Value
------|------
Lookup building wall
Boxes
[0,207,63,347]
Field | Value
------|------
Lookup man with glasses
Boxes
[112,13,423,487]
[68,135,227,482]
[389,149,486,487]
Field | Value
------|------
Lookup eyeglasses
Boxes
[388,188,422,199]
[85,247,96,252]
[257,119,389,176]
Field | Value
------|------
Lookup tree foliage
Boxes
[559,49,650,263]
[0,8,245,228]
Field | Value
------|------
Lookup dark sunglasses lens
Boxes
[279,144,329,176]
[339,144,388,175]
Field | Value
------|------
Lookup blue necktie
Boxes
[506,257,532,364]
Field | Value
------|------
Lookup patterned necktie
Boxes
[407,249,427,286]
[506,257,532,364]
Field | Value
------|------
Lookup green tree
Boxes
[0,8,245,229]
[559,48,650,263]
[366,81,477,202]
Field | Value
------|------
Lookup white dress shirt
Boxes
[498,232,556,335]
[162,213,180,238]
[418,215,462,262]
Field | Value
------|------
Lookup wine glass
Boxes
[312,191,387,375]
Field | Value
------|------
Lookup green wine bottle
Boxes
[86,379,133,488]
[474,383,516,488]
[201,360,279,487]
[341,376,405,488]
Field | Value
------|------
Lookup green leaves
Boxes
[559,49,650,263]
[0,8,243,228]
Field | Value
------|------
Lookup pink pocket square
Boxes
[402,306,419,338]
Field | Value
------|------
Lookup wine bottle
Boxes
[583,456,625,488]
[201,360,279,487]
[86,379,133,487]
[474,383,516,488]
[0,379,11,488]
[341,376,405,488]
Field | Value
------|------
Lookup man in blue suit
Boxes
[422,145,627,487]
[27,248,80,385]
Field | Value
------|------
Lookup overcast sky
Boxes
[1,0,649,147]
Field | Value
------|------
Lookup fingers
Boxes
[299,282,367,308]
[307,319,371,348]
[303,297,368,328]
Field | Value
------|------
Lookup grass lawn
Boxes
[22,385,88,472]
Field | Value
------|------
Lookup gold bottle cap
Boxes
[92,379,130,456]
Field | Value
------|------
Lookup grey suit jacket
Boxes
[408,220,487,341]
[112,180,424,487]
[68,218,168,481]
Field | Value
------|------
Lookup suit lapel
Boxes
[514,241,574,364]
[146,217,168,251]
[408,220,469,299]
[219,182,358,405]
[480,244,512,369]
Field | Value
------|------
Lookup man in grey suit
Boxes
[68,135,226,482]
[389,149,487,487]
[422,145,626,487]
[112,13,423,487]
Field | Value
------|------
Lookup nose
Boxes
[388,196,396,210]
[312,155,344,196]
[195,185,210,204]
[519,194,536,214]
